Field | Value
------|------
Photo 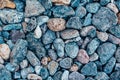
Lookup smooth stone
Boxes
[61,70,69,80]
[40,67,49,79]
[5,63,19,72]
[48,49,57,60]
[97,31,108,42]
[26,51,40,66]
[87,38,100,55]
[92,7,118,31]
[47,76,54,80]
[107,3,119,14]
[115,47,120,62]
[53,71,62,80]
[37,16,49,26]
[20,60,28,69]
[118,13,120,24]
[81,62,97,76]
[77,49,89,64]
[104,57,116,74]
[34,26,42,39]
[90,53,98,61]
[48,61,58,75]
[108,34,120,45]
[25,0,45,17]
[66,17,82,29]
[0,56,4,64]
[60,58,72,69]
[27,74,42,80]
[0,44,10,60]
[110,71,120,80]
[69,72,85,80]
[61,29,79,39]
[0,9,23,24]
[83,13,92,26]
[65,42,79,58]
[14,72,21,79]
[115,63,120,70]
[52,0,71,5]
[95,72,109,80]
[35,66,42,75]
[97,42,116,64]
[47,18,66,31]
[53,38,65,57]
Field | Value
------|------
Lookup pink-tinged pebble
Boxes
[70,64,79,72]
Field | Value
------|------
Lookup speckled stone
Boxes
[69,72,85,80]
[60,58,72,69]
[115,47,120,62]
[97,31,108,42]
[70,64,79,72]
[108,34,120,45]
[61,70,69,80]
[95,72,109,80]
[52,0,71,5]
[27,74,42,80]
[107,3,119,14]
[90,53,98,61]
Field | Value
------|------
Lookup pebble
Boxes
[117,13,120,24]
[35,66,42,75]
[34,26,42,39]
[0,0,15,9]
[87,38,100,55]
[83,13,92,26]
[5,63,19,72]
[61,29,79,39]
[25,0,45,17]
[41,57,48,65]
[107,3,119,14]
[77,49,89,64]
[53,38,65,57]
[81,62,97,76]
[85,77,95,80]
[108,34,120,45]
[48,61,58,75]
[0,9,24,24]
[71,0,80,7]
[70,64,79,72]
[66,17,82,29]
[53,71,62,80]
[37,16,49,26]
[47,18,66,31]
[86,3,100,13]
[115,0,120,10]
[48,49,57,60]
[0,44,10,60]
[100,0,110,5]
[97,31,108,42]
[115,63,120,70]
[27,74,42,80]
[65,42,79,58]
[97,42,116,64]
[95,72,109,80]
[115,47,120,62]
[40,67,49,79]
[81,37,91,49]
[110,71,120,80]
[26,51,40,66]
[0,56,4,64]
[92,7,118,31]
[52,0,71,5]
[90,53,98,61]
[69,72,85,80]
[47,76,54,80]
[61,70,69,80]
[60,58,72,69]
[20,60,28,69]
[14,72,21,79]
[14,0,25,12]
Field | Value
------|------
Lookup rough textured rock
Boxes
[60,58,72,69]
[69,72,85,80]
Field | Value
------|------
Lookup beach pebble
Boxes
[53,71,62,80]
[69,72,85,80]
[108,34,120,45]
[20,60,28,69]
[60,58,72,69]
[110,71,120,80]
[34,26,42,39]
[61,70,69,80]
[52,0,71,5]
[0,56,4,64]
[37,16,49,26]
[107,3,118,13]
[90,53,98,61]
[70,64,79,72]
[27,74,42,80]
[40,67,49,79]
[97,31,108,42]
[95,72,109,80]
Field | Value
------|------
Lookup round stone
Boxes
[60,58,72,69]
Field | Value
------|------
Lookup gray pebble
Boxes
[60,58,72,69]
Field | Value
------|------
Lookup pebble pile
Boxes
[0,0,120,80]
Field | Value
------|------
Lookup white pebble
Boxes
[20,60,28,69]
[90,53,99,61]
[27,74,42,80]
[61,70,69,80]
[34,26,42,39]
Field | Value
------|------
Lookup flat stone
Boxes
[60,58,72,69]
[52,0,71,5]
[107,3,119,14]
[69,72,85,80]
[115,47,120,62]
[97,31,108,42]
[95,72,109,80]
[61,70,69,80]
[47,18,66,31]
[61,29,79,39]
[77,49,89,64]
[27,74,42,80]
[0,44,10,60]
[97,42,116,64]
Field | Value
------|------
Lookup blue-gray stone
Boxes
[42,30,56,45]
[37,16,49,26]
[14,72,21,79]
[115,0,120,10]
[7,40,14,49]
[2,31,9,39]
[104,57,116,74]
[47,76,54,80]
[0,36,4,44]
[40,67,49,79]
[71,0,80,7]
[40,0,52,9]
[66,17,82,29]
[109,25,120,38]
[83,13,92,26]
[97,42,116,64]
[52,5,75,17]
[65,42,79,58]
[92,7,118,31]
[26,51,40,66]
[86,3,100,13]
[87,38,100,55]
[115,47,120,62]
[53,71,62,80]
[5,63,19,72]
[69,72,85,80]
[14,0,25,12]
[81,62,97,76]
[60,58,72,69]
[48,49,57,60]
[110,71,120,80]
[87,28,96,38]
[95,72,109,80]
[100,0,110,5]
[85,77,95,80]
[0,9,24,24]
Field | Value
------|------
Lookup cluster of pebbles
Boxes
[0,0,120,80]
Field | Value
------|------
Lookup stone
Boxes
[77,49,89,64]
[27,74,42,80]
[69,72,85,80]
[118,13,120,24]
[47,18,66,31]
[5,63,19,72]
[61,70,69,80]
[40,67,49,79]
[66,17,82,29]
[100,0,110,5]
[0,44,10,60]
[20,59,28,69]
[108,34,120,45]
[14,0,25,12]
[26,51,40,66]
[70,64,79,72]
[110,71,120,80]
[107,3,119,14]
[85,77,95,80]
[41,57,48,65]
[104,57,116,74]
[97,42,116,64]
[25,0,45,17]
[71,0,80,7]
[61,29,79,39]
[83,13,92,26]
[35,66,42,75]
[81,37,91,49]
[0,36,4,44]
[37,16,49,26]
[115,63,120,70]
[47,76,54,80]
[97,31,108,42]
[115,47,120,62]
[81,62,97,76]
[0,0,15,9]
[86,3,100,13]
[75,5,87,18]
[48,61,58,75]
[0,56,4,64]
[52,5,75,17]
[40,0,52,9]
[87,38,100,55]
[95,72,109,80]
[7,40,14,50]
[34,26,42,39]
[48,49,57,60]
[109,25,120,38]
[53,38,65,57]
[10,39,28,64]
[52,0,71,5]
[14,72,21,79]
[90,53,98,61]
[115,0,120,10]
[53,71,62,80]
[0,9,24,24]
[65,42,79,58]
[92,7,118,31]
[60,58,72,69]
